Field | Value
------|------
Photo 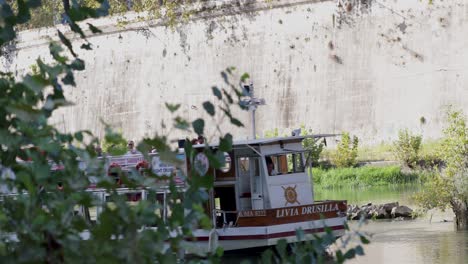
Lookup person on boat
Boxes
[126,140,141,155]
[197,135,205,145]
[266,156,278,176]
[95,145,103,157]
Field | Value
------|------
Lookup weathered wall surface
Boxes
[3,0,468,144]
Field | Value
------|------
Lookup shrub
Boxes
[393,129,422,168]
[301,126,325,167]
[311,166,423,188]
[102,129,128,156]
[415,107,468,229]
[331,132,359,168]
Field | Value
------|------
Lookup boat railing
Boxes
[212,209,238,228]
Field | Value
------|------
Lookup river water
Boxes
[317,184,468,264]
[346,218,468,264]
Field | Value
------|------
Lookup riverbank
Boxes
[311,166,434,188]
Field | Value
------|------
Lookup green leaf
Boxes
[221,71,228,84]
[360,235,370,244]
[222,89,233,104]
[343,248,356,259]
[212,86,222,100]
[226,66,236,74]
[70,58,85,71]
[6,105,42,122]
[87,23,102,33]
[62,71,75,86]
[202,101,215,116]
[219,134,233,152]
[230,117,243,127]
[28,0,42,8]
[74,132,83,141]
[23,75,49,93]
[240,72,250,82]
[192,119,205,136]
[69,21,86,39]
[81,43,92,50]
[336,250,344,263]
[57,30,77,57]
[16,0,31,24]
[165,103,181,113]
[355,245,364,256]
[174,117,190,130]
[205,151,222,169]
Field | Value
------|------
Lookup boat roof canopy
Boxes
[193,134,339,149]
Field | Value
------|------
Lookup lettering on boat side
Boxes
[275,203,340,218]
[238,210,267,217]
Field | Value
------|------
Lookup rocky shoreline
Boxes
[347,202,414,220]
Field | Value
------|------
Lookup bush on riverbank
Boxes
[311,166,432,188]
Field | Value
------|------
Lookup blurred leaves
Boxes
[203,101,215,116]
[192,118,205,136]
[165,103,180,113]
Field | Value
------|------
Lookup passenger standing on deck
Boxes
[197,135,205,145]
[126,140,141,155]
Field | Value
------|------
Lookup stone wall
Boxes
[2,0,468,144]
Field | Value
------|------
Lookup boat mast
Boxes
[241,82,265,140]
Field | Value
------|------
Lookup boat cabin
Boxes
[195,135,318,226]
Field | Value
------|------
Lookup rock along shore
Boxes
[347,202,414,220]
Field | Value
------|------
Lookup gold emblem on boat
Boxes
[282,185,300,206]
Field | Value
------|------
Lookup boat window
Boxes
[238,157,249,172]
[219,152,232,173]
[267,153,305,175]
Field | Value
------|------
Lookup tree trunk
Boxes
[451,199,468,230]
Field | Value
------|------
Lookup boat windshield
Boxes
[266,152,305,175]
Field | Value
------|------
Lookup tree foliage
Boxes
[331,132,359,168]
[301,126,325,167]
[392,128,422,168]
[0,1,243,261]
[414,107,468,229]
[101,127,128,155]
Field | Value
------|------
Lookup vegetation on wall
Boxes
[6,0,228,30]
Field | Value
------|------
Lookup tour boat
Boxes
[2,135,347,253]
[89,134,348,253]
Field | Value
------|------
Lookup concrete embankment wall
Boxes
[2,0,468,145]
